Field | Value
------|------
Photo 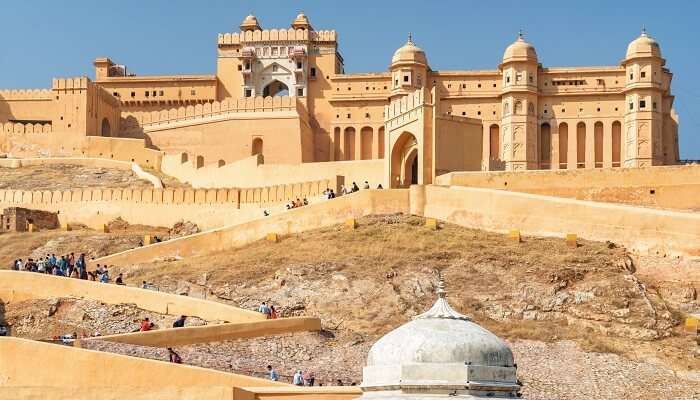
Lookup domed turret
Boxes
[359,276,521,399]
[240,14,261,32]
[625,29,662,61]
[291,12,312,30]
[503,32,537,64]
[391,34,428,67]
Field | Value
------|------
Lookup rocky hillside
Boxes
[3,215,698,399]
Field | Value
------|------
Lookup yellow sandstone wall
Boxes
[0,386,236,400]
[94,189,411,266]
[415,185,700,257]
[0,271,265,322]
[91,317,321,347]
[0,337,284,389]
[436,164,700,210]
[162,152,382,189]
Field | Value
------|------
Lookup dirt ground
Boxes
[0,164,188,191]
[3,215,698,399]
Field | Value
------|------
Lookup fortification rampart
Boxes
[0,271,264,322]
[94,189,411,266]
[217,29,336,45]
[0,88,52,100]
[436,165,700,210]
[120,96,301,132]
[0,121,52,134]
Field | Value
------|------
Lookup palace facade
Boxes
[0,14,680,187]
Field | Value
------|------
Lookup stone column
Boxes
[551,121,559,170]
[585,122,595,169]
[355,127,363,161]
[603,121,613,168]
[567,123,577,170]
[373,127,381,159]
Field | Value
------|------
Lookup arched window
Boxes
[576,122,586,168]
[503,102,510,115]
[489,124,500,160]
[528,102,535,115]
[558,122,568,169]
[540,123,551,169]
[594,122,604,168]
[262,80,289,97]
[612,121,622,167]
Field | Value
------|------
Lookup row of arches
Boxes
[489,121,623,169]
[332,126,385,161]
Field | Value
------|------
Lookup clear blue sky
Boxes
[1,0,698,159]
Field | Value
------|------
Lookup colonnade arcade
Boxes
[329,125,386,161]
[487,119,624,170]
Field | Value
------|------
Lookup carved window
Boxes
[515,101,523,114]
[528,103,535,115]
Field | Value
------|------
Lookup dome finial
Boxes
[414,271,470,321]
[518,29,524,39]
[436,270,446,299]
[407,32,414,45]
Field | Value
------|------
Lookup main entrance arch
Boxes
[390,131,419,188]
[262,80,289,97]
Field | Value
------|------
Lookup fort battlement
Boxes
[52,76,90,91]
[0,89,52,100]
[0,121,52,134]
[218,29,336,46]
[121,96,302,131]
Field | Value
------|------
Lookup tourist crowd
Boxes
[11,253,125,284]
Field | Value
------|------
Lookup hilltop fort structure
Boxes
[0,14,680,188]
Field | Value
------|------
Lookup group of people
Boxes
[340,181,383,195]
[285,197,309,210]
[267,365,354,387]
[258,302,279,319]
[11,253,124,284]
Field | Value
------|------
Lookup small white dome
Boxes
[360,278,521,398]
[391,34,428,67]
[503,33,537,63]
[626,29,662,60]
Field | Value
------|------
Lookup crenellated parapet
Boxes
[218,29,336,46]
[0,89,52,100]
[384,89,427,126]
[121,96,300,131]
[52,76,90,91]
[0,121,52,134]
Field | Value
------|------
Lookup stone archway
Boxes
[390,131,419,188]
[262,80,289,97]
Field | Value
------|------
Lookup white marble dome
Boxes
[360,279,522,399]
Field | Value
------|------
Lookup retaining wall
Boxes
[94,189,411,266]
[416,185,700,257]
[89,317,321,347]
[0,271,265,323]
[436,165,700,210]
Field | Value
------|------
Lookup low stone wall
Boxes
[87,317,321,347]
[94,189,411,266]
[415,185,700,257]
[0,337,284,390]
[0,177,337,230]
[0,271,265,323]
[436,165,700,210]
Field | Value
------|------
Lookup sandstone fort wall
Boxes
[436,165,700,210]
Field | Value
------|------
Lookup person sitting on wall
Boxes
[115,273,125,285]
[267,365,279,381]
[340,185,349,195]
[168,347,182,364]
[100,267,109,283]
[363,181,370,190]
[352,182,360,192]
[303,198,308,206]
[173,315,187,328]
[377,184,383,189]
[258,302,271,318]
[264,210,270,217]
[329,189,336,199]
[270,305,278,319]
[140,317,152,332]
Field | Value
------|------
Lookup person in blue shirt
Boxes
[267,365,279,381]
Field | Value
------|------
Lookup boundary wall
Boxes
[94,189,411,266]
[0,271,265,323]
[0,337,284,391]
[162,152,380,189]
[87,317,321,347]
[413,185,700,257]
[436,165,700,210]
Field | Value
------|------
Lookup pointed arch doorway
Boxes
[390,131,419,188]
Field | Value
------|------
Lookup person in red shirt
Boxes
[140,317,152,332]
